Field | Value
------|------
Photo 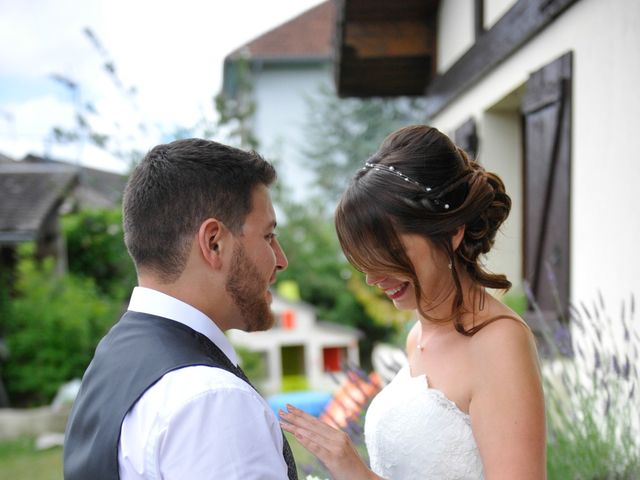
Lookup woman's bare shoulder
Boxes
[468,302,537,362]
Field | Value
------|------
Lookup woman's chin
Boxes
[391,298,416,311]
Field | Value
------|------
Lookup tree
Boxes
[301,84,427,204]
[213,54,259,150]
[48,28,147,169]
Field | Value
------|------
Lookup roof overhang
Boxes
[334,0,440,97]
[0,231,36,244]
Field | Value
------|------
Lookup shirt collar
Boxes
[127,286,239,366]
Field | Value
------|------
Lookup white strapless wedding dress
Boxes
[364,365,484,479]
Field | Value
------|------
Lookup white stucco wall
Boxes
[484,0,517,29]
[251,64,332,202]
[430,0,640,308]
[437,0,475,73]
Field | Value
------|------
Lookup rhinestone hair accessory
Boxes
[362,162,451,210]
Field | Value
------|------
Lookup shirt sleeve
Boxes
[155,386,289,479]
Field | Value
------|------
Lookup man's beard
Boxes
[225,242,275,332]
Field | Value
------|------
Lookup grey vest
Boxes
[64,311,297,479]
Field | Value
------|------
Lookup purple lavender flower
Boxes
[612,355,621,376]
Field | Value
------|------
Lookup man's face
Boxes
[225,184,287,331]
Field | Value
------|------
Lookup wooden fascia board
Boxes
[333,0,348,97]
[334,0,437,97]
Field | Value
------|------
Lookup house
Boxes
[333,0,640,346]
[227,294,362,396]
[222,1,335,201]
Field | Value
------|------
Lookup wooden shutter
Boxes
[521,51,572,347]
[454,117,479,160]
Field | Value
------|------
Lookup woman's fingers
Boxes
[280,405,355,465]
[280,404,338,442]
[279,404,370,480]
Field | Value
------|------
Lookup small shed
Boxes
[23,155,127,210]
[0,162,79,277]
[228,294,362,396]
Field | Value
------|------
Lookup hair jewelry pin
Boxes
[362,162,450,210]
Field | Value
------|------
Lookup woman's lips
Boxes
[384,282,409,300]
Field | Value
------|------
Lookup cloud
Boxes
[0,0,324,172]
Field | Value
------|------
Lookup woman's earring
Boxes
[447,261,452,270]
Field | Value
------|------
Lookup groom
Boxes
[64,139,297,479]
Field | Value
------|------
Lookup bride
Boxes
[280,125,546,479]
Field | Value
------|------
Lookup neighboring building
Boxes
[333,0,640,345]
[222,1,335,201]
[228,294,361,396]
[23,154,127,210]
[0,162,79,276]
[0,154,127,279]
[0,152,15,164]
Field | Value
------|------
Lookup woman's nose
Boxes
[365,272,385,286]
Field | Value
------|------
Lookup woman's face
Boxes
[365,233,451,311]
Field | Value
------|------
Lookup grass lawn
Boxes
[0,434,319,479]
[0,437,62,480]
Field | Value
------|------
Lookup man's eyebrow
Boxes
[265,220,277,230]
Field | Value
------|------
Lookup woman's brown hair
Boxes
[335,125,512,335]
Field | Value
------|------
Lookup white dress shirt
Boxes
[118,287,288,479]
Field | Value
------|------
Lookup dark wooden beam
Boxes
[475,0,485,39]
[425,0,580,119]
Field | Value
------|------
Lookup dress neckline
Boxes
[400,365,471,420]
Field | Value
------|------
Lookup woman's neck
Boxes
[416,272,483,329]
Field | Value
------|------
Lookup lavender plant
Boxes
[528,280,640,479]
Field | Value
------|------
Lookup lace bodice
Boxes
[364,365,484,479]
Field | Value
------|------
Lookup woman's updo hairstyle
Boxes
[335,125,512,335]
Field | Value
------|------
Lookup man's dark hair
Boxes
[123,138,276,282]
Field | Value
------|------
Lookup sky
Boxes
[0,0,323,172]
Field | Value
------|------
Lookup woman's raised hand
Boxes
[279,404,380,480]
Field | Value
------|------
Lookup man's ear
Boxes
[197,218,228,269]
[452,224,466,251]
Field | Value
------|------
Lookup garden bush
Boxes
[63,208,136,301]
[2,254,121,406]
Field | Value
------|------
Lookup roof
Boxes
[0,163,79,243]
[0,152,15,163]
[226,1,335,62]
[23,154,127,208]
[335,0,440,97]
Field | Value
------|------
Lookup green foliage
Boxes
[63,208,136,301]
[235,346,268,383]
[3,255,120,406]
[501,287,528,315]
[214,55,259,149]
